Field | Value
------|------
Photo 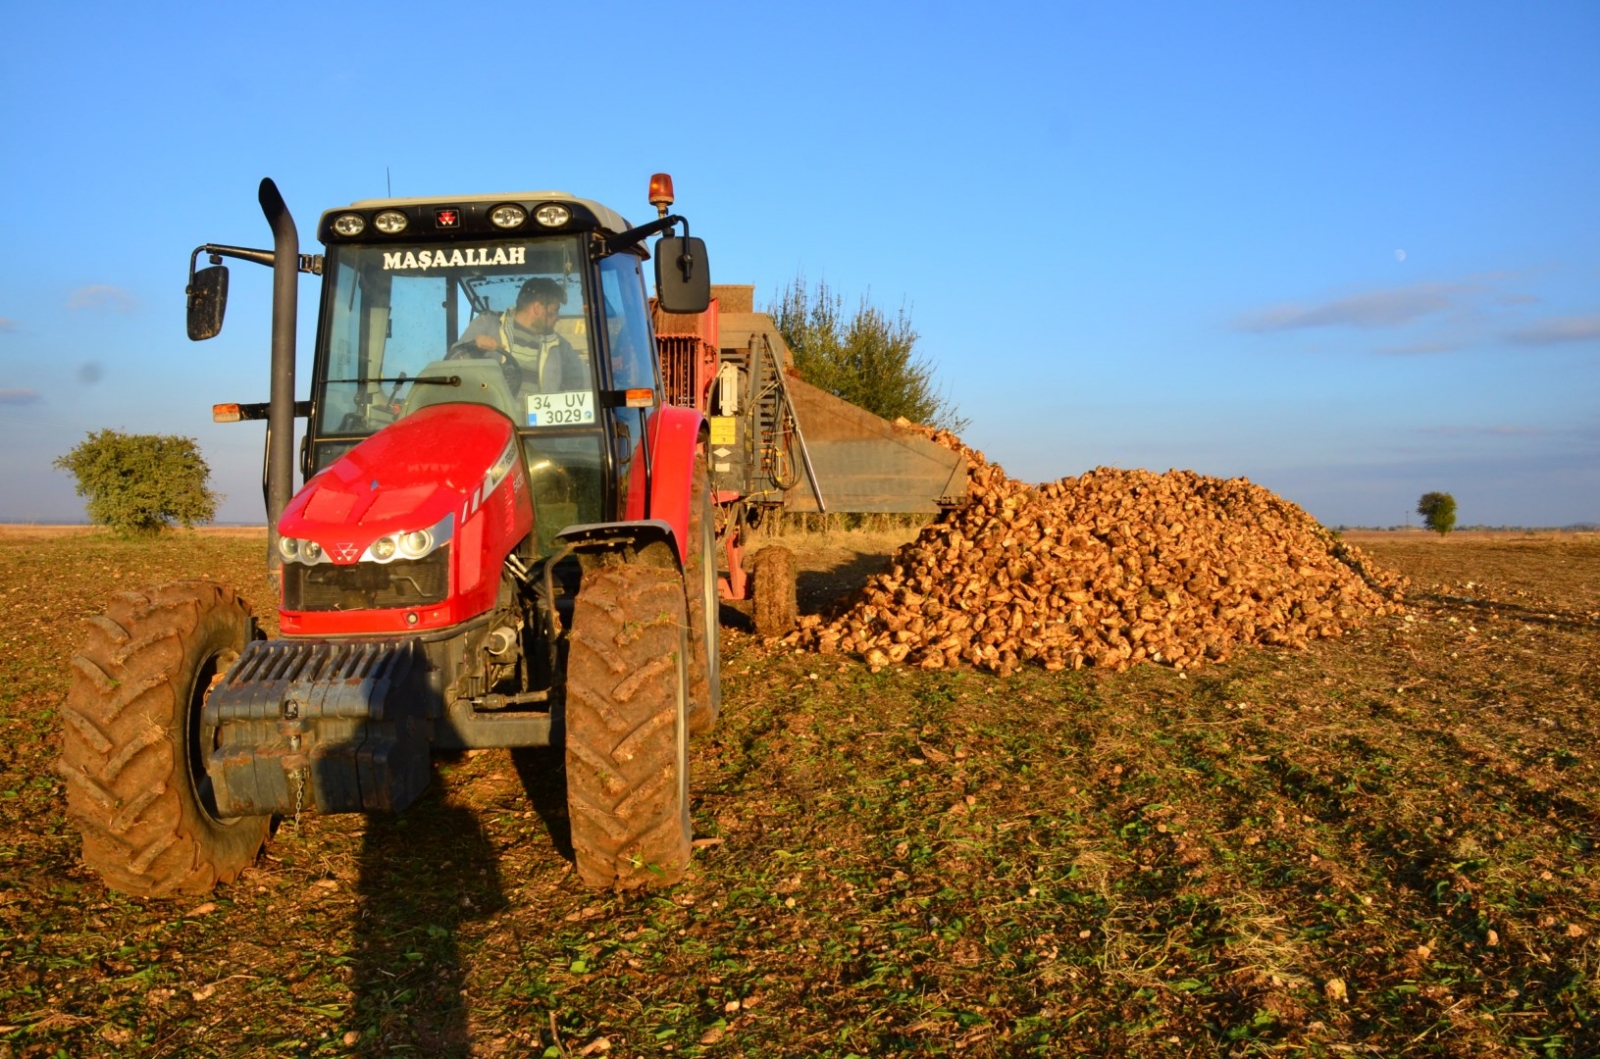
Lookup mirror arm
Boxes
[605,214,688,255]
[190,243,276,271]
[186,243,318,287]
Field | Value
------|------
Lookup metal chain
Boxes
[290,768,305,833]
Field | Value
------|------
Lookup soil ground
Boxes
[1,528,1596,1057]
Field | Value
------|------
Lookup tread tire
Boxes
[565,559,692,890]
[57,581,269,897]
[753,545,798,637]
[685,456,721,737]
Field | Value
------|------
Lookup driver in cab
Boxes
[448,277,584,394]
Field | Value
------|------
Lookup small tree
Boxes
[1417,491,1457,536]
[770,276,968,433]
[54,430,220,536]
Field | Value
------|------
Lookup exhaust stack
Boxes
[258,178,299,573]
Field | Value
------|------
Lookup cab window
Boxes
[599,254,659,394]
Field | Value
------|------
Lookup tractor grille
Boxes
[282,549,450,612]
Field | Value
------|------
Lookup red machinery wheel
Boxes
[57,581,269,897]
[564,555,692,889]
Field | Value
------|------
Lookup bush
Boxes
[770,276,968,433]
[54,430,220,536]
[1417,492,1457,536]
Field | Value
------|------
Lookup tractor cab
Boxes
[306,195,666,560]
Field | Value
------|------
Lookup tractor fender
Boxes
[624,406,705,566]
[556,519,682,570]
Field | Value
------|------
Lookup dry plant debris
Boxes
[790,429,1406,675]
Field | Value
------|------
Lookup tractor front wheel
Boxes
[564,555,692,889]
[57,581,269,897]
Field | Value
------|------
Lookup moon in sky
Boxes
[1395,249,1407,262]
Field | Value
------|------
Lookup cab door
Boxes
[598,253,662,518]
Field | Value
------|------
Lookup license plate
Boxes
[527,391,594,427]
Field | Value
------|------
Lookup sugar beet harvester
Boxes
[57,176,723,896]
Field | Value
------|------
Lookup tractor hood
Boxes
[279,403,518,560]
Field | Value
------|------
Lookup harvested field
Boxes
[1,528,1597,1056]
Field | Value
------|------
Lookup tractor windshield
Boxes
[314,236,596,442]
[312,235,616,555]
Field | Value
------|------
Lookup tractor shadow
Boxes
[510,744,575,862]
[347,774,508,1056]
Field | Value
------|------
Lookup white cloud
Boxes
[0,387,43,405]
[66,284,139,314]
[1234,282,1467,333]
[1505,314,1600,346]
[1235,274,1582,358]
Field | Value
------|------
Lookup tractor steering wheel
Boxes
[446,342,523,395]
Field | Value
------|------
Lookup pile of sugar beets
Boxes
[785,427,1407,676]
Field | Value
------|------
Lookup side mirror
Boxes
[654,236,710,315]
[186,264,229,341]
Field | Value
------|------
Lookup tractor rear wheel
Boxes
[564,556,692,889]
[57,581,269,897]
[685,456,721,737]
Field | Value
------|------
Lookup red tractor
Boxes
[57,176,721,895]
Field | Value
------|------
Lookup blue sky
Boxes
[2,1,1596,527]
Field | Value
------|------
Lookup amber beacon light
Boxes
[649,173,675,219]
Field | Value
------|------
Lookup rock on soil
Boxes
[787,428,1406,676]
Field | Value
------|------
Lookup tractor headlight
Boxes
[277,536,330,564]
[398,530,432,559]
[360,512,453,564]
[373,209,409,234]
[332,213,366,237]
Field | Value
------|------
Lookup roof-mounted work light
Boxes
[534,203,571,228]
[373,210,408,234]
[490,204,527,229]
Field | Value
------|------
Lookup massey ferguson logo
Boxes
[331,543,360,563]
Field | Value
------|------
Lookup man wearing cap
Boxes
[449,277,585,393]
